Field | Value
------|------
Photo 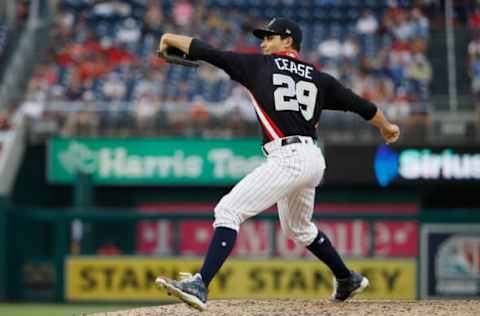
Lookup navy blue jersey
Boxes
[189,39,377,143]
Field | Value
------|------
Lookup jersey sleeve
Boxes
[189,38,265,87]
[320,72,378,120]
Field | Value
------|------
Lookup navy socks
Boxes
[199,228,349,286]
[306,231,351,279]
[199,227,237,287]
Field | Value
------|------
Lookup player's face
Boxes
[261,35,288,54]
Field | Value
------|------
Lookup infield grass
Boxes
[0,303,144,316]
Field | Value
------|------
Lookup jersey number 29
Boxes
[273,73,318,121]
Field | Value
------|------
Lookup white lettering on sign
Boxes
[98,148,203,178]
[399,149,480,180]
[208,149,263,178]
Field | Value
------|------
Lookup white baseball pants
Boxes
[213,136,326,246]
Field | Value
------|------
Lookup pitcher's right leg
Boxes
[156,153,305,310]
[200,157,302,287]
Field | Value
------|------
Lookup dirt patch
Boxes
[86,299,480,316]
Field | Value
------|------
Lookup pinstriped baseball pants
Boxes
[213,138,326,246]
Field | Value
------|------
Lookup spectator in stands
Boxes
[388,38,412,89]
[387,87,411,121]
[0,24,8,58]
[384,1,406,27]
[321,60,340,80]
[411,8,429,38]
[135,91,159,134]
[143,0,164,37]
[76,51,109,83]
[28,65,58,99]
[356,9,379,35]
[224,86,256,124]
[93,0,131,20]
[190,97,210,137]
[391,9,415,40]
[352,70,377,102]
[65,73,85,101]
[173,0,194,26]
[133,68,165,100]
[407,54,432,107]
[101,73,128,101]
[48,85,66,101]
[317,36,341,60]
[468,33,480,62]
[16,0,30,23]
[117,18,141,45]
[0,112,11,131]
[198,64,226,85]
[468,33,480,99]
[469,56,480,98]
[61,105,99,137]
[374,76,396,111]
[469,7,480,29]
[341,36,359,60]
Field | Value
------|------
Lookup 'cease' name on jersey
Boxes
[274,57,314,80]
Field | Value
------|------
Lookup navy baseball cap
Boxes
[253,17,303,49]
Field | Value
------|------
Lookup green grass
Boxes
[0,303,144,316]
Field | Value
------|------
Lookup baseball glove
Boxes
[157,46,199,68]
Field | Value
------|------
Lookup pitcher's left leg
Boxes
[277,187,369,301]
[277,187,318,246]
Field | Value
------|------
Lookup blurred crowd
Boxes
[315,5,431,122]
[0,0,30,70]
[468,6,480,104]
[20,0,438,139]
[0,24,8,60]
[0,1,30,134]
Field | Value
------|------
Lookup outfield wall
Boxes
[0,204,5,300]
[2,208,480,302]
[2,138,480,302]
[65,257,416,301]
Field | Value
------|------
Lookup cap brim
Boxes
[252,28,280,39]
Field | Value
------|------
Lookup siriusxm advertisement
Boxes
[322,145,480,187]
[373,145,480,187]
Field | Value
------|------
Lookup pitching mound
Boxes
[87,299,480,316]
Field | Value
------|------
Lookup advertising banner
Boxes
[375,221,419,257]
[136,220,273,257]
[0,208,5,299]
[324,145,480,187]
[49,138,480,187]
[420,224,480,299]
[274,221,370,258]
[136,219,418,258]
[65,257,416,301]
[48,138,263,185]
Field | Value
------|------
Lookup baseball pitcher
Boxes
[155,17,400,311]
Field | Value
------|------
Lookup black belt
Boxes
[262,136,312,156]
[281,136,302,146]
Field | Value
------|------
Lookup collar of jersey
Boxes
[273,50,300,60]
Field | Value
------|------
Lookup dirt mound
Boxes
[87,299,480,316]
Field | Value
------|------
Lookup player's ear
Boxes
[284,36,294,50]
